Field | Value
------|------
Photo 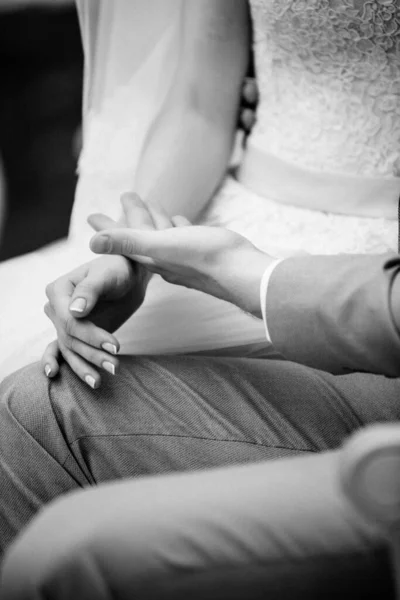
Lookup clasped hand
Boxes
[42,193,272,388]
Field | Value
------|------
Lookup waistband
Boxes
[237,144,399,220]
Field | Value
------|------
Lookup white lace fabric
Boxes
[248,0,400,177]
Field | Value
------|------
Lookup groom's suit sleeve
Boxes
[266,253,400,377]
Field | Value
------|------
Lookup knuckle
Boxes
[83,330,99,349]
[62,335,73,351]
[45,282,54,300]
[42,342,56,362]
[121,238,136,256]
[40,347,49,364]
[75,279,90,292]
[64,315,77,338]
[43,302,51,318]
[75,282,95,299]
[47,340,58,356]
[59,347,73,367]
[66,336,76,352]
[102,266,116,281]
[82,346,98,365]
[85,325,106,351]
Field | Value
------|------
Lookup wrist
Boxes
[243,251,275,318]
[223,246,274,318]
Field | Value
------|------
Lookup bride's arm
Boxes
[134,0,250,221]
[41,1,250,384]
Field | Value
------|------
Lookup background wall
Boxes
[0,2,83,261]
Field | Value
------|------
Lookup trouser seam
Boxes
[63,431,317,467]
[47,381,92,477]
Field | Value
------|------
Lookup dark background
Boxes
[0,5,82,261]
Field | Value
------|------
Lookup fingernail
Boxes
[69,298,87,313]
[85,375,97,389]
[102,342,118,355]
[102,361,116,375]
[97,235,112,253]
[45,365,52,377]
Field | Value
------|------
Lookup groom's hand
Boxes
[90,223,274,317]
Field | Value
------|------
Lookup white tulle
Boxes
[0,0,398,379]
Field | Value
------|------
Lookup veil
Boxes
[67,0,184,242]
[75,0,183,146]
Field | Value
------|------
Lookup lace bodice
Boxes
[248,0,400,177]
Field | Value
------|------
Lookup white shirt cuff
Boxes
[260,259,284,343]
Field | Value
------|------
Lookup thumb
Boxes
[69,271,108,317]
[90,229,161,261]
[88,213,119,232]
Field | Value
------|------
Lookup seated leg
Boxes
[1,349,399,588]
[0,362,87,558]
[1,450,394,599]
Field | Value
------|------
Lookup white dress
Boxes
[0,0,399,377]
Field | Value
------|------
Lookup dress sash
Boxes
[238,142,399,220]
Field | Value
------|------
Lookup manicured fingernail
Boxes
[85,375,97,389]
[102,361,116,375]
[102,342,118,355]
[97,235,112,253]
[45,365,52,377]
[69,298,87,313]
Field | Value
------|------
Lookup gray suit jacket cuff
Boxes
[266,253,400,377]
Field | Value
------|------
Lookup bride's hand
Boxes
[89,223,274,317]
[42,192,168,388]
[41,255,147,388]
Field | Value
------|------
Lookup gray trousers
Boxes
[0,355,399,598]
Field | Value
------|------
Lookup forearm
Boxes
[134,102,234,221]
[131,0,249,222]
